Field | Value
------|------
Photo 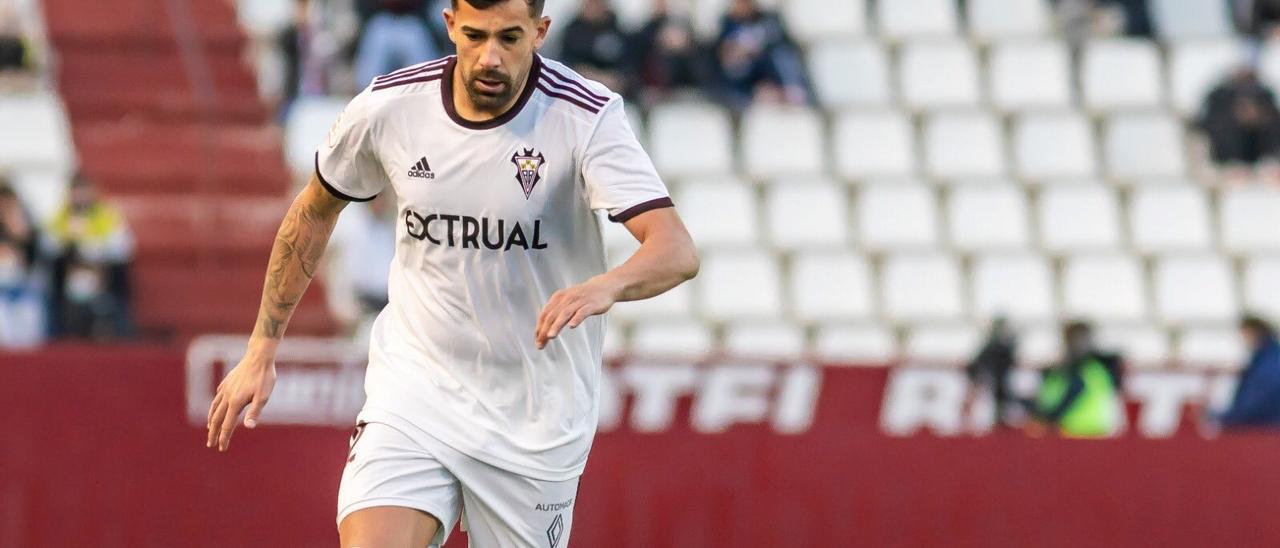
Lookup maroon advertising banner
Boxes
[3,341,1279,547]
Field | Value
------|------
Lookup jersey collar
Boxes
[442,54,542,130]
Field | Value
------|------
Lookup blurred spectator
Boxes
[0,0,37,90]
[326,193,395,346]
[280,0,337,118]
[1101,0,1153,37]
[1214,315,1280,429]
[0,233,44,347]
[43,173,134,339]
[1234,0,1280,39]
[714,0,810,110]
[631,0,715,106]
[1197,65,1280,180]
[1028,322,1123,438]
[354,0,439,88]
[0,176,38,266]
[1055,0,1151,44]
[559,0,631,95]
[966,318,1018,426]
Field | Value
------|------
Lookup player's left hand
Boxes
[536,277,619,349]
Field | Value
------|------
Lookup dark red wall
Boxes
[3,346,1278,547]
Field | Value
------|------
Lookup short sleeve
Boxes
[315,90,389,202]
[581,99,673,223]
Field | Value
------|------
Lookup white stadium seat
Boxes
[698,250,783,320]
[833,111,916,179]
[1168,40,1245,116]
[723,322,807,359]
[878,0,959,39]
[809,41,892,107]
[611,280,695,322]
[1012,112,1097,180]
[1038,185,1123,252]
[904,324,983,364]
[989,41,1072,110]
[1221,187,1280,253]
[764,179,849,249]
[811,324,898,363]
[741,105,826,178]
[625,103,646,147]
[1153,255,1238,324]
[631,320,715,358]
[647,101,734,177]
[1150,0,1234,39]
[1104,112,1187,179]
[284,96,349,175]
[1081,40,1164,111]
[899,41,981,109]
[1260,41,1280,95]
[609,0,653,31]
[857,183,939,251]
[0,93,74,170]
[968,0,1051,40]
[1244,257,1280,319]
[237,0,292,37]
[947,184,1031,251]
[881,253,965,322]
[601,215,638,268]
[1062,254,1148,321]
[971,254,1057,321]
[783,0,866,42]
[603,321,626,359]
[8,168,69,225]
[922,111,1006,178]
[790,251,875,321]
[1018,324,1064,366]
[1129,186,1213,253]
[1244,257,1280,320]
[1097,324,1172,367]
[675,178,758,248]
[1177,327,1247,369]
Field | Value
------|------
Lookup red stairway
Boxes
[42,0,335,338]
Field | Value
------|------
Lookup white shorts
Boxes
[337,421,580,548]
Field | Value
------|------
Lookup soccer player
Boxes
[203,0,699,545]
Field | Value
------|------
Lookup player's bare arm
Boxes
[535,207,697,349]
[205,175,349,451]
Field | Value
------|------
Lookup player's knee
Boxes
[339,506,440,548]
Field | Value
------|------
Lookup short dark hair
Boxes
[452,0,544,17]
[1241,314,1276,339]
[1063,320,1093,341]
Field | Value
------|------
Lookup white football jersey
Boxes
[316,54,672,480]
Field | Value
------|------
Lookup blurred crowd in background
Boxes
[3,0,1280,432]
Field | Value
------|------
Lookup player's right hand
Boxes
[206,350,277,452]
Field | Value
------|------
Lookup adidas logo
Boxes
[408,157,435,179]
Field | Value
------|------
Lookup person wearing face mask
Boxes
[1028,321,1124,438]
[0,235,46,347]
[44,172,134,339]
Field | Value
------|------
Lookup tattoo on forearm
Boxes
[254,192,339,340]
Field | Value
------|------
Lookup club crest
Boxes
[511,148,546,200]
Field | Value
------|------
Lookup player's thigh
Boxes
[459,468,580,548]
[339,506,439,548]
[337,422,462,547]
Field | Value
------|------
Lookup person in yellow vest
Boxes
[1030,322,1125,438]
[43,172,134,339]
